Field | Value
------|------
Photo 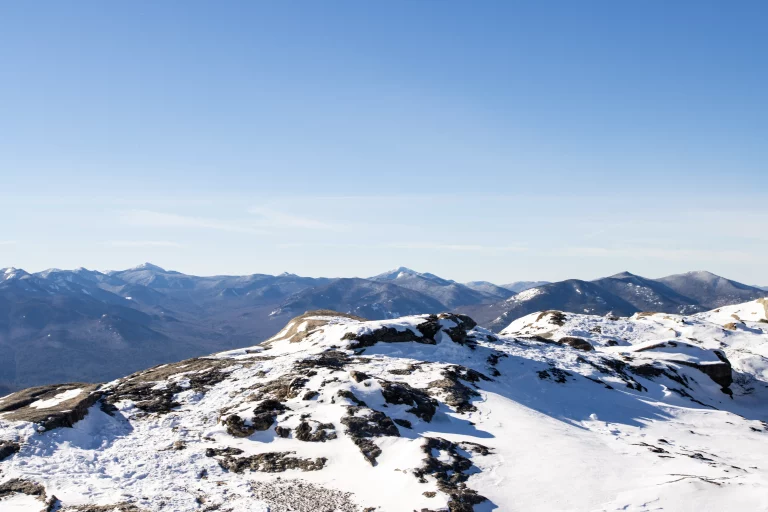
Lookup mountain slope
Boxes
[656,270,766,308]
[370,267,498,308]
[462,281,515,301]
[270,277,446,320]
[592,271,703,314]
[0,266,330,393]
[501,280,550,293]
[458,279,639,332]
[1,306,767,511]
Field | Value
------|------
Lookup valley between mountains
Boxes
[1,264,765,393]
[1,299,767,511]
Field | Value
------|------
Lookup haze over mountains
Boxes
[0,264,765,394]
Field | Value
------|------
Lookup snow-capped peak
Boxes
[1,267,29,281]
[129,262,166,272]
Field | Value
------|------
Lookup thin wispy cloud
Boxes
[104,240,183,248]
[120,210,269,235]
[385,243,527,252]
[563,246,756,263]
[0,241,17,245]
[276,242,527,252]
[248,206,346,231]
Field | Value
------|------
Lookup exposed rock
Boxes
[0,478,47,498]
[537,367,571,383]
[393,418,412,429]
[349,370,370,383]
[427,366,489,413]
[264,310,366,345]
[557,336,594,351]
[0,440,20,461]
[0,383,102,431]
[341,406,400,465]
[275,426,291,438]
[253,399,289,425]
[296,351,352,371]
[224,414,258,438]
[294,420,337,442]
[631,343,733,390]
[212,451,327,473]
[675,350,733,390]
[225,399,289,437]
[302,390,319,401]
[438,313,478,347]
[459,441,493,456]
[341,407,400,439]
[251,375,308,402]
[536,310,567,326]
[344,326,430,349]
[343,313,479,350]
[486,352,507,366]
[413,437,488,512]
[103,357,236,415]
[62,505,146,512]
[631,363,688,388]
[379,381,437,422]
[337,390,367,407]
[387,363,421,375]
[248,479,360,512]
[205,446,244,457]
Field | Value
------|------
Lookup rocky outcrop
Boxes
[0,383,101,431]
[0,478,47,499]
[225,399,289,437]
[676,350,733,390]
[208,450,327,473]
[343,313,479,349]
[427,365,491,414]
[0,440,20,461]
[379,380,437,422]
[536,310,567,326]
[557,336,594,351]
[414,438,490,512]
[341,406,400,465]
[0,477,58,511]
[102,357,237,415]
[264,310,366,345]
[294,420,337,442]
[62,505,145,512]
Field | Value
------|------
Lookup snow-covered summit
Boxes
[129,262,167,272]
[372,266,451,284]
[1,306,768,511]
[0,267,30,281]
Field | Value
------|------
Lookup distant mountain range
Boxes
[501,280,551,293]
[458,270,765,331]
[0,264,765,393]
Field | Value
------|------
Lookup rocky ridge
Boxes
[0,304,767,511]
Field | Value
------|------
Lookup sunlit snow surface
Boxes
[1,303,768,511]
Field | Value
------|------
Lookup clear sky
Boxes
[1,1,766,284]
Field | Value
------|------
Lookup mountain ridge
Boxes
[0,264,764,392]
[1,303,766,510]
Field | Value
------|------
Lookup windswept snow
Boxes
[1,306,767,511]
[507,286,542,302]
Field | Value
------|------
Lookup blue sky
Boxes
[1,1,766,284]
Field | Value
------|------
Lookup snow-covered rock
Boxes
[1,307,768,511]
